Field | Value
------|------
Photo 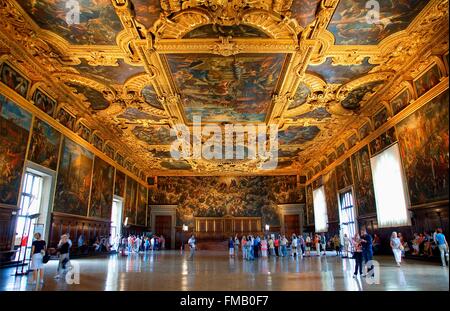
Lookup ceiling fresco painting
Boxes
[328,0,429,45]
[183,24,270,39]
[0,0,447,176]
[65,82,110,110]
[307,57,375,84]
[166,53,287,123]
[17,0,123,45]
[74,60,145,86]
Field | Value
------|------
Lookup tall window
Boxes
[313,186,328,232]
[370,143,410,228]
[339,190,356,241]
[15,172,43,260]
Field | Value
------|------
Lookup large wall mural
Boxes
[323,169,339,222]
[148,176,302,226]
[305,184,314,226]
[0,95,31,206]
[89,156,115,219]
[17,0,123,45]
[28,118,61,171]
[328,0,428,45]
[397,90,449,206]
[124,176,138,224]
[335,158,353,190]
[351,145,376,216]
[136,184,147,226]
[54,138,94,216]
[166,53,287,123]
[114,169,126,198]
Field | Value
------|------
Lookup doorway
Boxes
[111,197,123,243]
[154,215,172,249]
[284,214,300,237]
[338,189,357,245]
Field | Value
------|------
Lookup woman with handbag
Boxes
[352,233,363,278]
[390,231,403,267]
[30,232,46,285]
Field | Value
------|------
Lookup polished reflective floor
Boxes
[1,250,448,291]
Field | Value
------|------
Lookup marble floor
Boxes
[0,250,448,291]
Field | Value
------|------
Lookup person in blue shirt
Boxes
[228,237,235,258]
[360,229,373,276]
[435,228,449,267]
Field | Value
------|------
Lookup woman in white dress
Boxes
[390,231,403,266]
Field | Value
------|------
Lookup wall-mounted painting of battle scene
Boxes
[32,88,57,116]
[323,169,339,222]
[305,184,314,225]
[327,151,337,165]
[328,0,428,45]
[148,176,301,226]
[92,133,104,150]
[391,88,410,115]
[369,127,397,156]
[373,107,389,129]
[396,90,449,206]
[166,53,288,123]
[89,156,114,219]
[116,153,124,167]
[351,145,376,216]
[335,158,353,190]
[124,176,138,224]
[104,143,115,159]
[347,134,359,149]
[54,138,94,216]
[55,108,75,131]
[76,122,91,142]
[0,94,31,206]
[136,184,148,226]
[114,170,126,198]
[28,118,61,171]
[358,122,371,140]
[0,63,29,99]
[336,143,346,157]
[414,64,442,98]
[16,0,123,45]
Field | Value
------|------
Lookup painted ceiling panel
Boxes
[278,126,320,145]
[307,57,375,84]
[65,82,110,110]
[183,24,269,38]
[132,125,175,145]
[328,0,428,45]
[166,53,287,123]
[341,81,384,110]
[130,0,161,29]
[74,60,145,85]
[291,0,321,28]
[288,83,311,110]
[17,0,123,45]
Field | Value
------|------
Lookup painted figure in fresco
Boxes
[415,65,441,98]
[1,64,28,98]
[33,90,56,116]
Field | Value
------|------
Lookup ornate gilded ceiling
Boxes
[0,0,448,176]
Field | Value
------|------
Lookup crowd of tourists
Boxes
[118,234,166,253]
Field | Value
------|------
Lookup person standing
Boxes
[352,233,363,277]
[160,235,165,250]
[298,234,305,258]
[435,228,449,267]
[305,234,311,257]
[135,235,141,253]
[280,235,288,257]
[274,236,280,257]
[268,236,275,257]
[291,234,298,258]
[320,233,327,256]
[54,234,71,279]
[332,235,341,257]
[390,231,403,267]
[241,235,247,260]
[254,236,260,258]
[188,234,196,260]
[234,235,240,257]
[314,234,320,256]
[228,237,235,258]
[360,229,374,276]
[261,237,268,258]
[30,232,46,285]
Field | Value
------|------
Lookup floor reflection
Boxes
[0,251,448,291]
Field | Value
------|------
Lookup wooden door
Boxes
[284,214,300,237]
[154,215,172,249]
